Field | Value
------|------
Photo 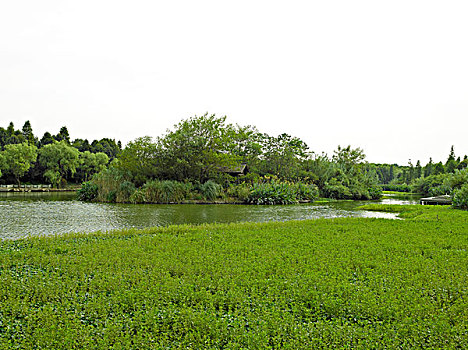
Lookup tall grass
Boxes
[141,180,190,203]
[199,180,222,200]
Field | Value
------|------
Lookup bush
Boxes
[322,180,353,199]
[248,182,297,205]
[293,183,319,201]
[77,182,98,201]
[453,184,468,209]
[129,189,146,204]
[116,181,136,202]
[381,183,412,192]
[227,183,252,202]
[411,175,447,196]
[199,180,222,200]
[91,168,126,202]
[143,180,187,203]
[368,186,383,200]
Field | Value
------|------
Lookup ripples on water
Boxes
[0,192,419,239]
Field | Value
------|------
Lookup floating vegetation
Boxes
[0,205,466,348]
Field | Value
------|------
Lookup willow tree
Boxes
[39,141,80,188]
[1,142,38,185]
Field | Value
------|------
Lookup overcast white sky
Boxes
[1,1,467,165]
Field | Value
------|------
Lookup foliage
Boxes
[226,183,252,202]
[453,184,468,209]
[0,209,467,348]
[114,136,162,186]
[292,182,319,201]
[1,142,38,185]
[248,182,298,205]
[142,180,190,203]
[412,169,468,197]
[77,181,99,201]
[199,180,222,200]
[78,151,109,181]
[129,188,147,204]
[39,141,80,188]
[381,183,412,192]
[322,178,353,199]
[117,180,136,202]
[91,168,127,202]
[159,113,240,183]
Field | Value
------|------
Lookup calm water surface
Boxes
[0,192,420,239]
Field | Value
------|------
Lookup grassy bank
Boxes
[0,206,467,348]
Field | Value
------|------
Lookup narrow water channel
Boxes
[0,192,420,239]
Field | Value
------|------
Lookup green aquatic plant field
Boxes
[0,206,467,348]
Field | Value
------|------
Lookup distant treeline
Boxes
[371,147,468,208]
[373,148,468,186]
[2,116,467,208]
[0,121,120,187]
[79,114,384,204]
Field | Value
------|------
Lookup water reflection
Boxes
[0,192,419,239]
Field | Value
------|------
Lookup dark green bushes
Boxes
[199,180,222,200]
[77,181,98,201]
[381,183,412,192]
[453,184,468,209]
[142,180,189,203]
[248,182,297,205]
[322,179,381,200]
[411,169,468,198]
[247,182,318,205]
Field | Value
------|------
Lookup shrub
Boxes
[199,180,222,200]
[293,183,319,201]
[248,182,297,205]
[91,168,126,202]
[227,183,252,202]
[453,184,468,209]
[143,180,187,203]
[129,189,146,204]
[322,180,353,199]
[381,183,412,192]
[368,186,383,200]
[77,182,98,201]
[411,175,447,196]
[116,181,136,202]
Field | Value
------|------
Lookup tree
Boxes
[434,162,445,175]
[332,145,366,176]
[39,141,80,187]
[78,151,109,181]
[424,158,434,177]
[21,121,36,145]
[258,133,309,180]
[115,136,162,186]
[72,138,91,152]
[447,145,456,163]
[415,160,422,179]
[54,126,70,143]
[39,132,55,147]
[90,138,121,159]
[1,143,38,185]
[0,153,4,178]
[159,114,239,182]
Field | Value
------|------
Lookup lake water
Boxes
[0,192,420,240]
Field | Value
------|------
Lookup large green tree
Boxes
[1,142,38,185]
[78,151,109,181]
[39,141,80,187]
[159,113,239,182]
[115,136,162,185]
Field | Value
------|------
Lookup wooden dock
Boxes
[420,195,452,205]
[0,184,52,192]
